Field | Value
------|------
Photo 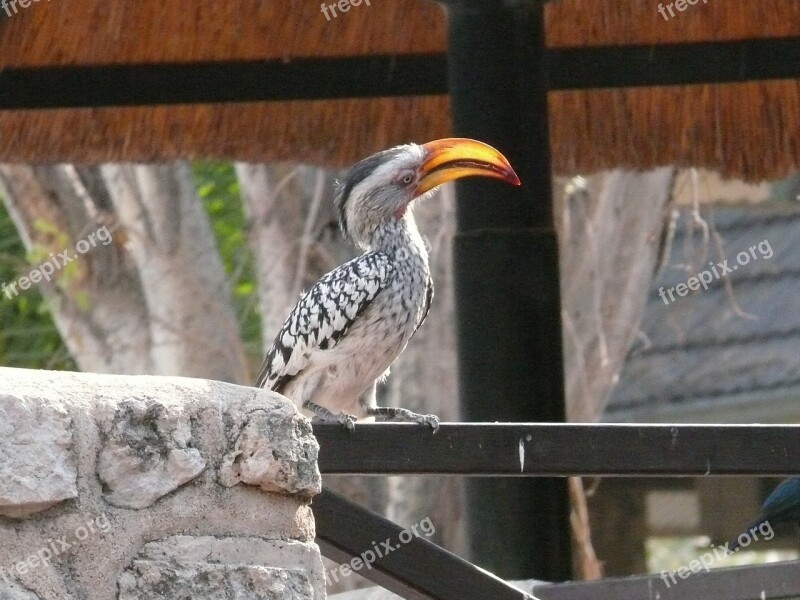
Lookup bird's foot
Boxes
[305,400,358,432]
[310,412,358,431]
[337,412,358,432]
[366,406,440,433]
[415,413,440,433]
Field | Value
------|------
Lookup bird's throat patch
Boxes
[393,204,408,219]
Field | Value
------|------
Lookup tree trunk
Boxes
[0,165,150,374]
[558,167,675,422]
[101,163,247,382]
[556,167,676,579]
[0,163,247,383]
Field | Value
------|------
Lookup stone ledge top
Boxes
[0,367,321,516]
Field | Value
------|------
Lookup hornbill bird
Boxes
[255,138,520,430]
[728,478,800,551]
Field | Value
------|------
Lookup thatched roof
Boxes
[1,0,798,179]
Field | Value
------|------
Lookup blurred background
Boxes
[1,0,799,594]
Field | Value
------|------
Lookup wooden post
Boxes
[444,0,572,581]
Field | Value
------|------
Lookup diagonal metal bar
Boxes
[314,489,800,600]
[313,489,535,600]
[313,423,800,476]
[531,559,800,599]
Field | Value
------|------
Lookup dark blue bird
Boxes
[729,478,800,552]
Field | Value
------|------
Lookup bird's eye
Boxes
[400,172,414,185]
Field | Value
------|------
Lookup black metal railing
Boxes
[314,423,800,600]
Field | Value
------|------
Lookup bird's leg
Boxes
[303,400,357,432]
[366,406,440,432]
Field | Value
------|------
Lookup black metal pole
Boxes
[444,0,571,581]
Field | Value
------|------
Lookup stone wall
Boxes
[0,367,325,600]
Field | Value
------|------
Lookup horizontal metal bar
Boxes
[314,423,800,476]
[314,489,534,600]
[1,37,799,109]
[531,559,800,600]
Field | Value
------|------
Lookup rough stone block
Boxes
[0,582,41,600]
[0,367,324,600]
[97,398,206,509]
[118,535,325,599]
[0,393,77,518]
[220,400,321,497]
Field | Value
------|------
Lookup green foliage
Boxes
[193,162,262,357]
[0,203,76,370]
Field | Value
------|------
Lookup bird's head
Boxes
[335,138,520,247]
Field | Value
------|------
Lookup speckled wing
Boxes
[255,251,394,393]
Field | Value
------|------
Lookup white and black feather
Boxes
[255,251,394,392]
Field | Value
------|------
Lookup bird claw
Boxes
[337,412,358,432]
[417,414,440,433]
[310,410,357,432]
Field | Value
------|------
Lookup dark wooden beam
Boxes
[313,423,800,476]
[0,55,448,109]
[549,35,800,90]
[2,37,800,109]
[446,0,570,582]
[314,490,534,600]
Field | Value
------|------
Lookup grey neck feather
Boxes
[368,214,429,265]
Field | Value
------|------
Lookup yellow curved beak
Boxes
[415,138,521,198]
